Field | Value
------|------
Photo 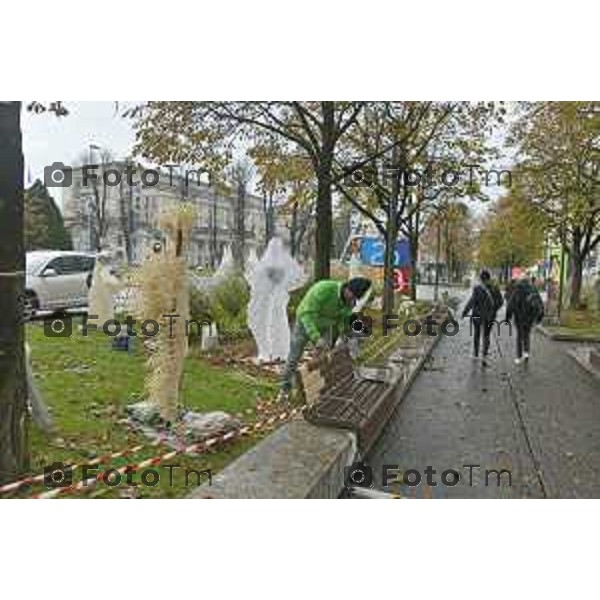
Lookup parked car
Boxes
[25,251,96,316]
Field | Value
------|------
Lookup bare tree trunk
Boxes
[209,180,218,269]
[569,234,584,309]
[232,180,246,271]
[408,232,419,302]
[119,175,133,264]
[383,146,400,315]
[290,202,298,257]
[0,101,29,483]
[314,101,335,281]
[263,191,274,248]
[383,217,397,314]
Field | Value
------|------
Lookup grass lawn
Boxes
[13,317,278,499]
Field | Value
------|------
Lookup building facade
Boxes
[62,163,268,266]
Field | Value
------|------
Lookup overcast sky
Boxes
[21,101,137,207]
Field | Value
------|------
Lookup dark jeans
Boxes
[471,317,493,357]
[280,321,338,392]
[515,321,532,358]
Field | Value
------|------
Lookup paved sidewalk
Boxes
[366,303,600,498]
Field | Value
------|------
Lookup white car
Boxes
[25,251,96,315]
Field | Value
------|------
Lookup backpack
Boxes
[480,283,503,318]
[524,288,544,323]
[490,284,504,312]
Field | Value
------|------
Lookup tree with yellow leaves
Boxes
[477,192,546,279]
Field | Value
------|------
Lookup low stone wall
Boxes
[188,418,356,499]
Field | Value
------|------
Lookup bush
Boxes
[189,288,214,324]
[189,276,250,335]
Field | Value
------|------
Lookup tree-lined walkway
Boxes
[366,300,600,498]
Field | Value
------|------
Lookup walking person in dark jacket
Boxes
[461,270,503,366]
[506,277,544,364]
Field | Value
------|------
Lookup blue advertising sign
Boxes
[359,237,411,267]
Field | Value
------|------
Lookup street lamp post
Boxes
[433,202,447,304]
[557,224,566,324]
[434,211,441,303]
[88,144,101,251]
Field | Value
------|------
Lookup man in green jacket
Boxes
[277,277,372,401]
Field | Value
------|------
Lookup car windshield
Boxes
[26,255,51,274]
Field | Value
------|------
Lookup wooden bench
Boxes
[301,344,398,455]
[300,307,450,454]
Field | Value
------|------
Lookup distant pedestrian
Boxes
[505,279,517,303]
[506,277,545,364]
[462,270,504,366]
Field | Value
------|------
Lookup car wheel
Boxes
[24,291,39,320]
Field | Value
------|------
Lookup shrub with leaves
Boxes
[211,276,250,332]
[189,276,250,336]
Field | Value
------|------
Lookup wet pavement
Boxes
[366,296,600,498]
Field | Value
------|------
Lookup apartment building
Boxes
[61,162,267,266]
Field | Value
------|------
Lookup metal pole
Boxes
[557,225,566,324]
[434,208,441,303]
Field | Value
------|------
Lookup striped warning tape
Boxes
[0,394,285,496]
[32,405,302,499]
[0,441,160,496]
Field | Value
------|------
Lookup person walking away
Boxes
[506,277,544,364]
[505,279,517,303]
[277,277,372,402]
[461,270,503,367]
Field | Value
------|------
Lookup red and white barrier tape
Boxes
[33,405,301,499]
[0,441,162,496]
[0,394,282,496]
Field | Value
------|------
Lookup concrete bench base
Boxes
[188,418,356,499]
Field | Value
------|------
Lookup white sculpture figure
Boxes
[247,237,304,362]
[348,251,363,279]
[245,246,260,283]
[140,203,195,425]
[88,253,122,328]
[214,244,234,280]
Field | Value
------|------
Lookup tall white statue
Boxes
[214,244,234,279]
[247,237,304,362]
[88,253,122,327]
[245,246,259,282]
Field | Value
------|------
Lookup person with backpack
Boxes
[506,276,545,364]
[505,278,517,303]
[461,270,504,366]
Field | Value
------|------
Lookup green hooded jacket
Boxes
[296,279,354,343]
